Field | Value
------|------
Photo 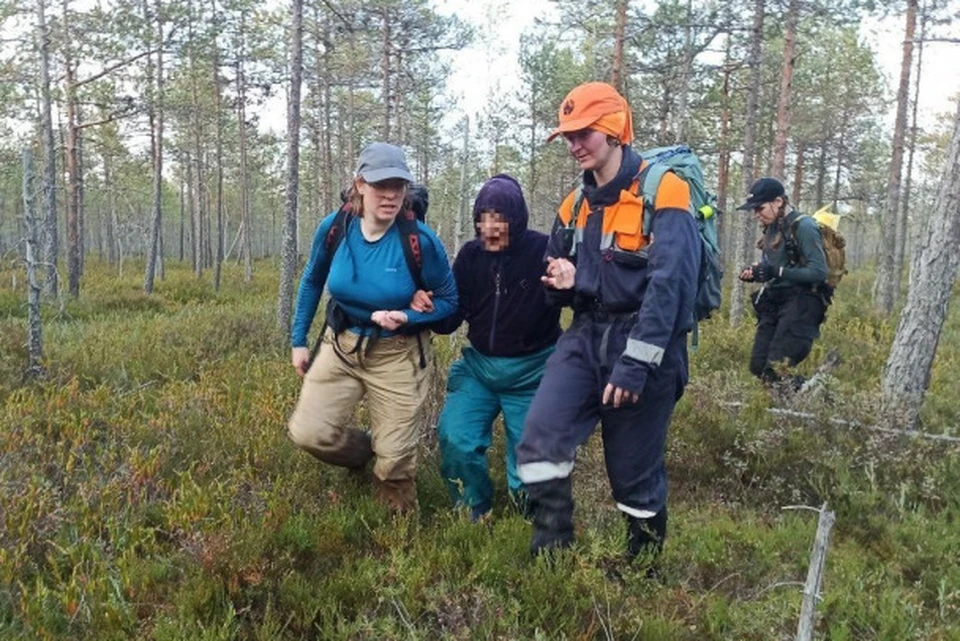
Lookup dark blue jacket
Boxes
[432,174,562,357]
[544,146,701,395]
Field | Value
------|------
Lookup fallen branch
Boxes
[721,402,960,444]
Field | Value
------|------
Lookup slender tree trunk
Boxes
[717,56,732,256]
[179,174,185,262]
[882,98,960,429]
[237,9,253,283]
[101,146,117,266]
[279,0,303,334]
[62,0,81,297]
[22,149,44,378]
[831,113,850,208]
[792,142,804,208]
[730,0,765,327]
[610,0,628,93]
[211,0,224,291]
[814,133,828,207]
[674,0,694,143]
[771,0,799,180]
[38,0,58,296]
[76,105,85,276]
[144,0,164,294]
[896,9,926,299]
[381,7,391,141]
[189,0,204,277]
[456,116,470,255]
[873,0,917,314]
[321,20,334,218]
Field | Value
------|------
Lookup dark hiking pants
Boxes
[749,287,826,383]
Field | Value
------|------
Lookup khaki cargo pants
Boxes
[288,328,431,485]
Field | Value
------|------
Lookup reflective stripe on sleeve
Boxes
[517,461,575,484]
[624,339,664,366]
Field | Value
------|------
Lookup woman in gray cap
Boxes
[287,142,457,512]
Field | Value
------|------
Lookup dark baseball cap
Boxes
[737,177,786,210]
[356,142,414,184]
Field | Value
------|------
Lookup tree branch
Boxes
[75,49,160,88]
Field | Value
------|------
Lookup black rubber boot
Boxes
[528,477,575,556]
[626,506,667,561]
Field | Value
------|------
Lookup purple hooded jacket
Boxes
[432,174,562,356]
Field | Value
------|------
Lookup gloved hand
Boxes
[752,262,777,283]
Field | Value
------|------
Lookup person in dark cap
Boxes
[412,174,562,521]
[737,177,829,388]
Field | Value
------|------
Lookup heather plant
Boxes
[1,261,958,640]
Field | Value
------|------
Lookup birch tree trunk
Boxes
[882,98,960,429]
[381,7,391,141]
[279,0,304,335]
[38,0,59,296]
[873,0,916,315]
[729,0,765,327]
[22,149,44,378]
[770,0,798,180]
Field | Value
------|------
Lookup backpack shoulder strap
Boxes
[636,161,674,236]
[395,210,427,291]
[320,205,353,275]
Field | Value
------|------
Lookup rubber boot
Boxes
[312,428,374,470]
[528,477,575,556]
[626,507,667,562]
[373,477,418,514]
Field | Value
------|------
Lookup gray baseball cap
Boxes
[356,142,415,184]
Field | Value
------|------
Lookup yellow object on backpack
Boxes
[790,208,847,290]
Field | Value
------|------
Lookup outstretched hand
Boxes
[542,256,576,290]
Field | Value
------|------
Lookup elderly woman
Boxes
[288,142,457,513]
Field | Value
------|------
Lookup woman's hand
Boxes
[371,310,409,332]
[292,347,311,377]
[541,256,576,290]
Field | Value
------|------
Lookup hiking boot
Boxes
[373,477,418,514]
[527,477,575,556]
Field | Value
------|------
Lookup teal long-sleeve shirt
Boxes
[291,211,457,348]
[760,209,828,290]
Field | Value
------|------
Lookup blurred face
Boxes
[358,178,408,223]
[563,128,617,172]
[753,197,783,226]
[477,211,509,252]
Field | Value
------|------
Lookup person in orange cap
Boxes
[515,82,701,566]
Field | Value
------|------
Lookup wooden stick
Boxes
[722,402,960,444]
[796,504,835,641]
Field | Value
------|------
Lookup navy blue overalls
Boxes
[515,145,701,556]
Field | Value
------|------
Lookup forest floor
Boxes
[1,260,959,640]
